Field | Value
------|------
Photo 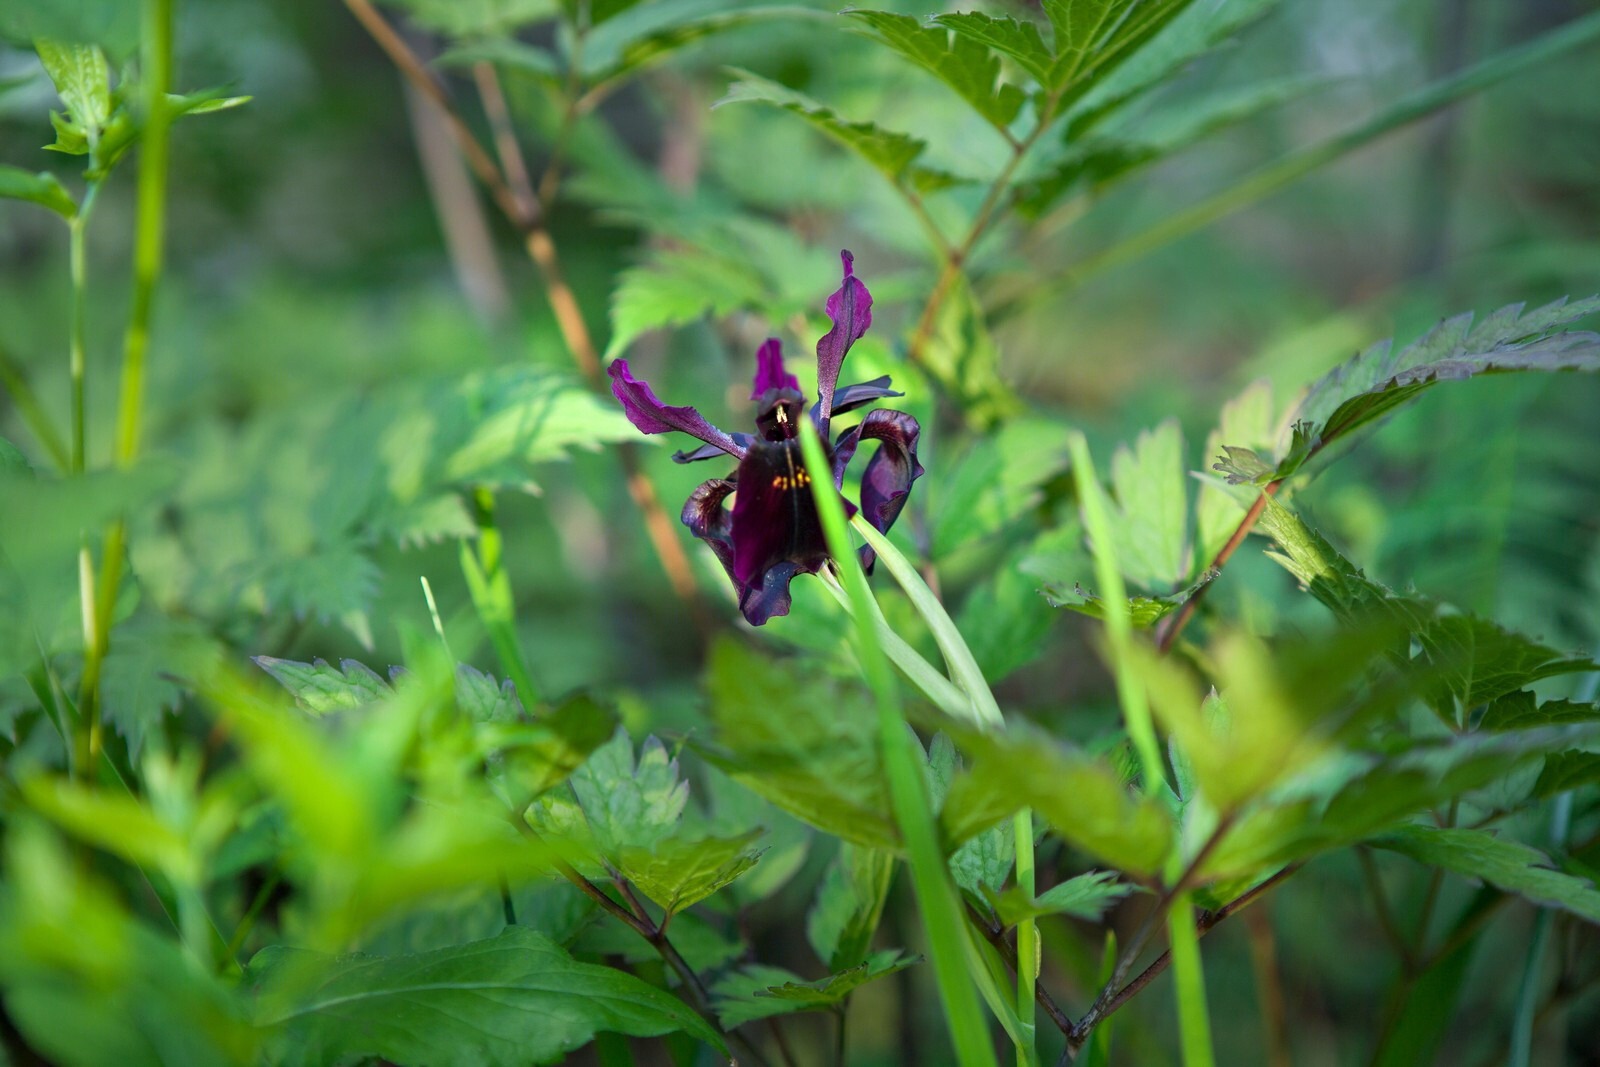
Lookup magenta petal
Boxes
[814,250,873,429]
[751,339,800,399]
[608,359,745,459]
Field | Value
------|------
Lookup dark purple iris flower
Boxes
[608,251,923,625]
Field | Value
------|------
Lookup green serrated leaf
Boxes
[1203,724,1600,878]
[1044,0,1198,101]
[957,722,1173,876]
[388,0,559,37]
[1045,574,1212,628]
[252,656,392,714]
[935,11,1054,86]
[1097,419,1190,589]
[0,165,77,219]
[483,692,618,806]
[807,842,895,971]
[618,829,765,915]
[581,3,826,85]
[605,247,768,360]
[1232,298,1600,483]
[715,70,956,192]
[253,926,725,1064]
[1195,380,1279,563]
[1372,826,1600,924]
[36,39,112,136]
[990,869,1132,926]
[1256,496,1597,718]
[699,640,895,848]
[526,728,687,858]
[713,950,916,1028]
[1477,690,1599,731]
[846,10,1024,130]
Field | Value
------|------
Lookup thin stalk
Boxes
[965,902,1074,1037]
[799,420,999,1067]
[1166,891,1216,1067]
[79,0,174,759]
[1013,809,1040,1067]
[67,180,101,474]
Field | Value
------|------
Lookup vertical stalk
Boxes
[1167,892,1216,1067]
[461,487,541,708]
[1013,810,1039,1067]
[79,0,174,756]
[798,420,998,1067]
[67,181,101,475]
[1066,433,1165,796]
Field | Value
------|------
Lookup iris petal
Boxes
[729,440,831,587]
[608,359,746,459]
[814,250,873,432]
[831,409,923,572]
[751,338,800,399]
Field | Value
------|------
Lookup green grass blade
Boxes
[799,419,999,1067]
[852,517,1003,729]
[1067,432,1166,796]
[1167,891,1216,1067]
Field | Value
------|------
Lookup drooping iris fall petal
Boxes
[830,409,923,572]
[608,359,745,460]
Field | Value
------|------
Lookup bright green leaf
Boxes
[618,829,766,915]
[713,950,916,1028]
[253,655,391,714]
[990,869,1132,926]
[526,727,688,858]
[845,10,1025,130]
[0,165,76,219]
[807,843,895,971]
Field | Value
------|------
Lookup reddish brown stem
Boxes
[1156,480,1283,653]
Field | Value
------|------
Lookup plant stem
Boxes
[1167,890,1215,1067]
[800,420,999,1067]
[67,180,101,475]
[965,902,1074,1038]
[78,0,174,760]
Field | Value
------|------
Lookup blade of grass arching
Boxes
[799,420,999,1067]
[852,518,1002,729]
[0,344,70,471]
[1060,10,1600,290]
[816,569,974,721]
[849,502,1037,1064]
[1067,433,1165,797]
[460,487,540,708]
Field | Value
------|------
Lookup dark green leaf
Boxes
[700,640,896,848]
[253,926,725,1064]
[990,869,1132,926]
[1256,496,1596,717]
[0,4,137,56]
[845,10,1025,130]
[605,247,768,360]
[1220,298,1600,484]
[388,0,558,37]
[0,166,77,219]
[1372,826,1600,924]
[1477,690,1599,731]
[714,950,916,1028]
[806,843,895,971]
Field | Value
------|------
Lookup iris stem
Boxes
[798,420,998,1067]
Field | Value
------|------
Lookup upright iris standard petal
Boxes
[608,359,746,459]
[814,250,873,430]
[751,339,800,399]
[830,409,923,572]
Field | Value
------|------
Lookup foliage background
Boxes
[1,0,1598,1064]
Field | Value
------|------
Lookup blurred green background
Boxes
[2,0,1599,1063]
